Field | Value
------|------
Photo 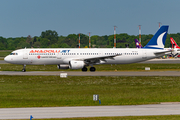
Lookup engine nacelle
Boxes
[57,64,69,69]
[69,60,85,69]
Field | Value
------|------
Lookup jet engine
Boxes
[69,60,85,69]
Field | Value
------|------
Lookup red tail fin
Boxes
[170,37,179,48]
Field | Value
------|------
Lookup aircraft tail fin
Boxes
[135,39,143,48]
[170,37,179,48]
[144,26,169,49]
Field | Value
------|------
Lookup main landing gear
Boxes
[90,67,96,72]
[82,66,87,72]
[22,64,26,72]
[81,66,96,72]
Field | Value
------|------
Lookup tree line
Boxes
[0,30,179,50]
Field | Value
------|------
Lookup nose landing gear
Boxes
[22,64,26,72]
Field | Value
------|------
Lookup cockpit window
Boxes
[10,53,18,55]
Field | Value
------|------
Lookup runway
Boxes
[1,71,180,76]
[1,103,180,119]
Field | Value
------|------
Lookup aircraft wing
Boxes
[71,54,121,65]
[84,54,121,64]
[154,50,172,56]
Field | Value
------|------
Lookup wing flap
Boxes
[71,54,121,64]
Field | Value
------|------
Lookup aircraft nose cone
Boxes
[4,56,10,63]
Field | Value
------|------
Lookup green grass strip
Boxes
[7,115,180,120]
[0,51,11,57]
[0,76,180,108]
[1,63,180,71]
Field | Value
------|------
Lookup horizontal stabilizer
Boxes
[154,50,171,56]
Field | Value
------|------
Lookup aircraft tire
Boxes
[90,67,96,72]
[22,69,26,72]
[82,67,87,72]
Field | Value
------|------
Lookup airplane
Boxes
[135,39,143,48]
[4,25,171,72]
[170,37,180,48]
[170,37,180,57]
[135,36,178,57]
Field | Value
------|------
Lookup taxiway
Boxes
[1,103,180,119]
[0,71,180,76]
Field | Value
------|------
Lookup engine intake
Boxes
[69,60,85,69]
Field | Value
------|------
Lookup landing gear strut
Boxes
[22,64,26,72]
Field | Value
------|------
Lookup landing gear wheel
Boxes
[82,67,87,72]
[22,64,26,72]
[90,67,96,72]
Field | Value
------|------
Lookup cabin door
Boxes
[98,51,103,56]
[57,52,62,59]
[23,50,28,59]
[142,50,147,59]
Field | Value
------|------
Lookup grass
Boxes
[12,115,180,120]
[0,50,12,57]
[0,76,180,108]
[1,63,180,71]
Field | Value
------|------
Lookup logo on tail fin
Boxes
[144,26,168,49]
[146,32,166,48]
[170,37,179,48]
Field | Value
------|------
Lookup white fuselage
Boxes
[4,48,168,65]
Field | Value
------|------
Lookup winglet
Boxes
[144,26,169,49]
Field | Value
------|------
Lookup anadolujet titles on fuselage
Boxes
[4,26,172,72]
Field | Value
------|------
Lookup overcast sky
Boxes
[0,0,179,38]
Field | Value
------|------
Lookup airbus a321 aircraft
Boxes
[4,26,171,72]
